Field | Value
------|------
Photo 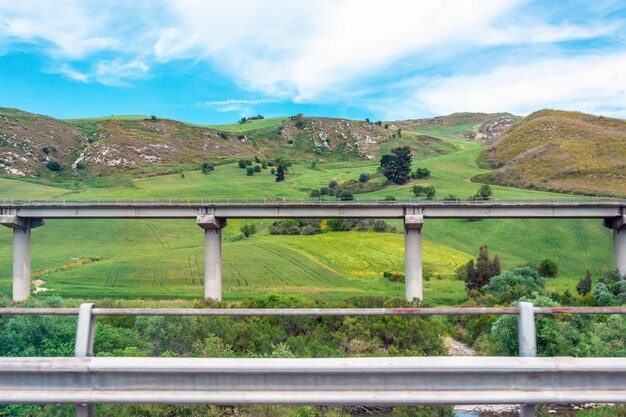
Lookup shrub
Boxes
[238,159,248,169]
[336,190,354,201]
[384,271,405,282]
[413,167,431,179]
[201,162,214,174]
[240,224,257,238]
[576,270,593,296]
[75,161,86,170]
[328,180,338,189]
[474,184,492,200]
[373,220,388,232]
[246,167,254,176]
[358,173,371,183]
[537,258,558,278]
[254,165,261,172]
[46,160,62,172]
[309,189,321,198]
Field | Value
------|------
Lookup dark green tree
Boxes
[380,146,412,184]
[46,160,62,171]
[464,245,501,293]
[359,173,371,183]
[201,162,214,174]
[275,165,285,182]
[576,270,592,296]
[246,167,254,176]
[474,184,493,200]
[240,224,257,238]
[537,258,558,277]
[413,167,431,179]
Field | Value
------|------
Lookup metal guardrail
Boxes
[2,198,626,206]
[1,303,626,417]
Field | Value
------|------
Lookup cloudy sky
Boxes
[1,0,625,123]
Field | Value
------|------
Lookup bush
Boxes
[75,161,86,170]
[373,220,388,232]
[46,160,62,172]
[201,162,214,174]
[240,224,257,238]
[412,167,430,179]
[358,173,371,183]
[576,270,593,296]
[473,184,492,200]
[254,165,261,172]
[309,189,321,198]
[238,159,248,169]
[483,267,545,304]
[384,271,405,282]
[537,258,558,278]
[269,219,322,235]
[246,167,254,176]
[336,190,354,201]
[328,180,338,189]
[327,218,359,231]
[275,166,285,182]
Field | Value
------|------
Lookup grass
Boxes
[0,120,617,304]
[205,116,289,132]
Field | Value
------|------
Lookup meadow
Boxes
[0,122,615,304]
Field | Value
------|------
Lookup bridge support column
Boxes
[197,215,227,301]
[404,215,424,302]
[604,215,626,277]
[1,216,43,301]
[518,302,537,417]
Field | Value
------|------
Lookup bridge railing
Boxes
[1,303,626,417]
[2,197,626,206]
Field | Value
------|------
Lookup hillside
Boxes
[479,110,626,197]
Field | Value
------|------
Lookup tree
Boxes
[275,165,285,182]
[464,245,501,293]
[576,270,592,296]
[358,173,371,183]
[412,185,436,199]
[238,159,248,169]
[484,267,545,304]
[246,167,254,176]
[201,162,214,174]
[46,160,62,172]
[474,184,492,200]
[380,146,412,184]
[240,224,257,238]
[309,189,321,198]
[537,258,558,277]
[328,179,338,189]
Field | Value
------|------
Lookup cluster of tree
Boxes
[383,271,405,282]
[269,219,322,235]
[380,146,412,184]
[325,218,393,232]
[0,294,453,417]
[200,162,215,174]
[592,270,626,306]
[461,245,501,293]
[412,185,436,199]
[473,184,492,200]
[364,118,384,126]
[238,115,264,124]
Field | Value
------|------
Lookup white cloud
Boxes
[378,53,626,119]
[197,98,278,114]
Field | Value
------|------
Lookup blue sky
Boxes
[0,0,625,124]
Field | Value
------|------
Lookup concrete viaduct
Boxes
[1,200,625,302]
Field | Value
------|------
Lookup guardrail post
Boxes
[75,303,95,417]
[518,302,536,417]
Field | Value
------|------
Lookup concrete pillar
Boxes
[404,215,424,302]
[12,228,31,302]
[1,215,44,302]
[197,215,227,301]
[615,228,626,277]
[604,215,626,277]
[518,302,537,417]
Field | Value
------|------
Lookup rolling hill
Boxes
[479,109,626,197]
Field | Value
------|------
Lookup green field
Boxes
[0,122,615,304]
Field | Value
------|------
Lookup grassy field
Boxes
[205,116,288,132]
[0,121,616,304]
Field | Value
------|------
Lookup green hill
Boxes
[479,109,626,197]
[0,108,616,305]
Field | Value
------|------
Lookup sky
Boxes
[0,0,625,124]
